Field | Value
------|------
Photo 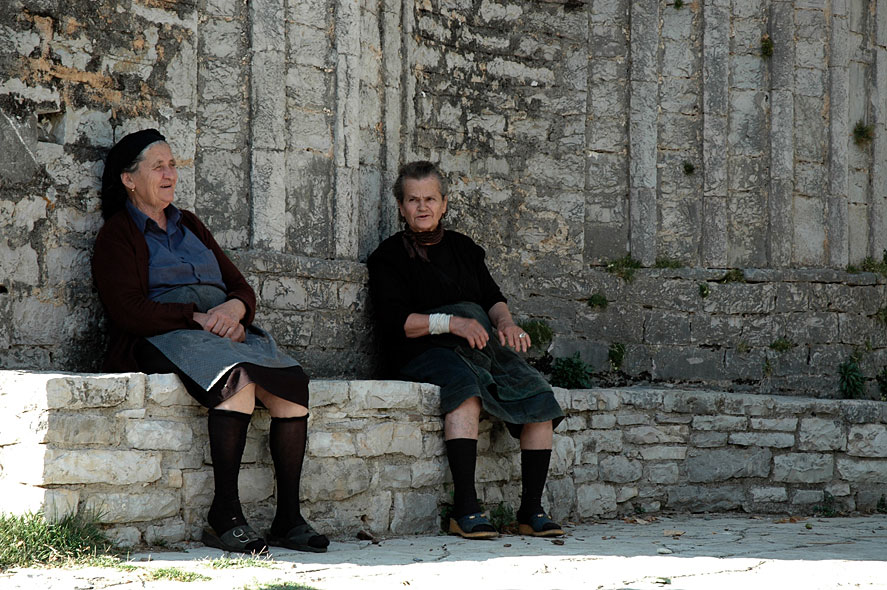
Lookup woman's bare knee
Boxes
[444,396,482,440]
[255,386,307,418]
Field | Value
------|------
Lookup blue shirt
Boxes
[126,201,226,299]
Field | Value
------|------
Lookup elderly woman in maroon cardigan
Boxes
[92,129,327,554]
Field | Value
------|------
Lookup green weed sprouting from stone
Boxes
[769,337,796,353]
[205,555,273,569]
[874,306,887,325]
[144,567,210,582]
[698,282,710,298]
[719,269,745,283]
[763,358,773,378]
[877,494,887,514]
[654,256,684,269]
[604,254,643,283]
[608,342,626,371]
[517,319,553,349]
[853,120,874,147]
[736,340,751,354]
[489,502,517,533]
[852,251,887,277]
[586,292,608,310]
[550,352,593,388]
[674,0,684,8]
[838,355,866,399]
[0,510,114,571]
[761,34,774,58]
[681,160,695,175]
[876,367,887,402]
[812,491,838,517]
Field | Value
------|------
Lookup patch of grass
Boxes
[205,555,273,569]
[586,292,608,310]
[518,319,553,350]
[877,494,887,514]
[698,282,710,298]
[681,160,695,175]
[858,253,887,276]
[550,352,593,388]
[654,256,684,269]
[0,511,113,571]
[489,502,517,533]
[769,337,796,353]
[144,567,210,582]
[719,269,745,283]
[761,33,774,58]
[608,342,626,371]
[763,358,773,378]
[812,491,838,517]
[674,0,683,8]
[736,340,751,354]
[874,306,887,325]
[86,555,138,571]
[853,120,874,147]
[604,254,643,283]
[839,355,866,399]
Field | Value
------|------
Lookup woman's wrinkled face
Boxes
[121,142,177,213]
[398,176,447,233]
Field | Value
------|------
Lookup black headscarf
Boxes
[100,128,166,220]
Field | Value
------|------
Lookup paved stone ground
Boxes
[2,514,886,589]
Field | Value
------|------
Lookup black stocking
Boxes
[206,408,251,534]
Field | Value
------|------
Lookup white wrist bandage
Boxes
[428,313,452,335]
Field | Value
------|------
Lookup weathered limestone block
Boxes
[592,414,617,429]
[836,458,887,483]
[144,519,188,545]
[686,448,771,482]
[309,380,350,407]
[46,414,118,445]
[750,417,798,431]
[625,425,687,444]
[577,483,617,517]
[798,418,846,451]
[146,374,194,407]
[378,464,412,489]
[690,431,728,448]
[751,486,788,503]
[85,492,180,524]
[728,432,795,448]
[792,490,823,505]
[661,391,722,414]
[692,415,747,431]
[239,467,274,503]
[182,471,213,509]
[599,455,642,483]
[616,412,649,426]
[647,463,679,484]
[42,449,162,485]
[550,435,576,475]
[639,446,687,461]
[125,420,193,451]
[847,424,887,457]
[310,431,357,457]
[410,459,445,488]
[46,374,146,410]
[350,380,423,410]
[390,492,438,535]
[302,458,370,501]
[356,423,422,457]
[588,430,623,452]
[106,526,142,548]
[772,453,833,483]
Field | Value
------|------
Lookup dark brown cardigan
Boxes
[91,208,256,372]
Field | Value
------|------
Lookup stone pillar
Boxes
[828,1,850,267]
[871,0,887,257]
[768,1,795,267]
[333,0,362,260]
[629,0,659,266]
[380,0,405,243]
[702,0,729,267]
[249,0,288,252]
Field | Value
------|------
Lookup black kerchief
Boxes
[100,128,165,220]
[402,223,445,262]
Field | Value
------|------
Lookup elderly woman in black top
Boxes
[92,129,327,554]
[367,161,565,539]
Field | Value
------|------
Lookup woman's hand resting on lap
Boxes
[193,299,247,342]
[497,322,531,353]
[450,316,490,349]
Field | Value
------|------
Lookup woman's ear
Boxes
[120,171,134,192]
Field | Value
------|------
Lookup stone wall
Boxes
[3,1,887,391]
[3,370,887,547]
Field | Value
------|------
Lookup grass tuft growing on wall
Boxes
[604,254,643,283]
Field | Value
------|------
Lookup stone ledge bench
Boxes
[3,370,887,548]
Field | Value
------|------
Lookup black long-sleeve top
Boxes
[367,230,507,375]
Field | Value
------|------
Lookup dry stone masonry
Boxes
[2,370,887,545]
[3,1,887,392]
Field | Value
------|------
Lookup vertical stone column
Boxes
[250,0,287,252]
[768,1,794,267]
[379,0,404,242]
[629,0,659,266]
[333,0,361,261]
[871,0,887,256]
[827,1,850,267]
[701,0,729,267]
